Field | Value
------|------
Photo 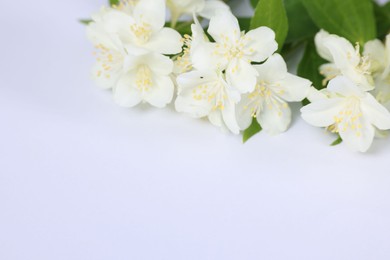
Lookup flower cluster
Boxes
[87,0,311,135]
[86,0,390,153]
[301,30,390,152]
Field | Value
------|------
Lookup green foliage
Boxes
[109,0,120,6]
[374,2,390,39]
[284,0,318,43]
[166,21,192,36]
[301,0,376,45]
[243,119,262,143]
[79,19,92,25]
[331,135,343,146]
[250,0,289,52]
[297,40,326,90]
[237,18,251,32]
[250,0,259,8]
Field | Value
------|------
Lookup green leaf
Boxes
[237,17,251,32]
[284,0,318,43]
[250,0,289,52]
[301,0,376,45]
[243,119,262,143]
[330,135,343,146]
[165,21,192,36]
[374,2,390,39]
[251,0,259,8]
[79,19,92,25]
[109,0,120,6]
[297,40,327,90]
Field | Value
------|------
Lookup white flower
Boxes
[236,54,311,134]
[173,16,208,75]
[175,70,241,134]
[301,76,390,152]
[104,0,182,56]
[315,30,374,91]
[113,53,175,108]
[87,9,127,89]
[167,0,230,26]
[191,10,278,93]
[364,34,390,110]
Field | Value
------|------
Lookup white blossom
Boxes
[103,0,183,56]
[364,34,390,110]
[237,54,311,134]
[114,53,175,108]
[301,76,390,152]
[191,10,278,93]
[315,30,374,91]
[175,70,241,134]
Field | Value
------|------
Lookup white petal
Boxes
[207,10,241,44]
[254,53,287,83]
[301,98,344,127]
[314,30,333,61]
[144,53,174,75]
[243,27,278,62]
[361,94,390,130]
[339,116,375,152]
[221,99,240,134]
[143,76,174,108]
[306,87,328,103]
[226,58,258,93]
[323,34,360,69]
[277,74,311,102]
[208,109,224,128]
[199,0,230,19]
[236,94,257,130]
[327,76,365,98]
[191,41,226,70]
[364,39,386,72]
[145,28,183,55]
[133,0,165,31]
[113,73,142,107]
[91,62,122,90]
[257,98,292,135]
[175,70,217,117]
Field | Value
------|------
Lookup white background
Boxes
[1,0,390,259]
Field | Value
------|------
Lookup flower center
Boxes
[245,82,287,117]
[130,22,152,44]
[192,80,227,111]
[332,97,363,136]
[135,65,153,92]
[94,44,123,79]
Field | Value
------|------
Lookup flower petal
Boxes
[199,0,230,19]
[92,62,122,90]
[191,41,226,70]
[257,98,292,135]
[327,76,365,98]
[175,70,217,117]
[361,93,390,130]
[207,10,241,44]
[113,72,142,107]
[243,27,277,62]
[226,58,258,93]
[314,30,333,61]
[133,0,165,31]
[301,98,344,127]
[236,94,256,130]
[277,74,311,102]
[339,116,375,152]
[221,99,240,134]
[253,53,286,82]
[145,28,183,55]
[143,75,174,108]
